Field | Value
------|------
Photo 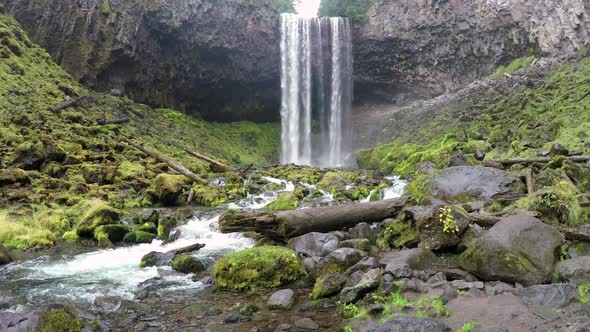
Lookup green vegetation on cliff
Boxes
[0,12,280,249]
[359,56,590,177]
[319,0,374,20]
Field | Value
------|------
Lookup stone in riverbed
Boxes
[311,273,347,300]
[171,255,206,274]
[460,214,562,286]
[287,232,340,257]
[316,248,366,276]
[346,256,378,275]
[294,318,319,330]
[414,204,470,250]
[360,316,452,332]
[349,222,376,243]
[380,248,436,277]
[123,230,156,244]
[521,284,578,309]
[340,268,382,303]
[339,238,371,251]
[140,251,174,268]
[556,256,590,285]
[0,243,12,265]
[267,289,295,310]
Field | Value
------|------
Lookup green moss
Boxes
[117,161,145,180]
[76,200,121,236]
[172,255,205,274]
[263,165,325,184]
[516,181,582,225]
[495,56,536,77]
[154,174,190,205]
[100,0,111,15]
[39,309,83,332]
[137,222,157,234]
[123,230,156,243]
[157,217,176,240]
[62,230,80,243]
[264,189,304,211]
[213,246,306,291]
[93,224,129,243]
[381,219,418,249]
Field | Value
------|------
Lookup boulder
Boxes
[140,251,174,268]
[457,224,483,252]
[0,168,30,185]
[123,230,156,244]
[360,316,452,332]
[76,200,121,236]
[557,257,590,285]
[460,214,562,286]
[339,239,371,251]
[171,255,206,274]
[521,284,578,309]
[154,174,190,205]
[287,232,340,257]
[346,257,378,275]
[93,224,129,245]
[380,218,418,249]
[567,241,590,258]
[413,204,470,250]
[349,223,376,243]
[267,289,295,310]
[311,273,347,299]
[340,268,382,303]
[0,243,12,265]
[316,248,366,276]
[380,248,436,277]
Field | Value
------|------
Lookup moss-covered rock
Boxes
[140,251,174,268]
[75,200,121,236]
[0,243,12,265]
[117,161,146,180]
[380,217,418,249]
[80,164,116,185]
[193,184,229,207]
[516,181,582,226]
[213,246,306,291]
[93,224,129,243]
[137,222,157,234]
[123,230,156,244]
[157,216,177,240]
[0,168,30,185]
[264,188,305,211]
[171,255,206,274]
[154,174,190,205]
[61,230,79,243]
[310,273,346,300]
[37,305,83,332]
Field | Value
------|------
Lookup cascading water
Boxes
[280,14,353,167]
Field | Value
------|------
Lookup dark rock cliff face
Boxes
[2,0,280,121]
[353,0,590,103]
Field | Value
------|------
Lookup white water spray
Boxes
[280,14,353,167]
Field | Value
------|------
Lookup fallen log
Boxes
[98,117,130,125]
[167,243,205,256]
[125,140,208,185]
[50,95,88,113]
[219,197,410,240]
[466,212,502,227]
[184,148,238,172]
[525,168,535,195]
[484,155,589,166]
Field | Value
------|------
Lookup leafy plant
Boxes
[458,321,478,332]
[438,206,459,233]
[579,282,590,303]
[340,303,368,319]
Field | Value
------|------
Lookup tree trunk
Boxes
[50,95,88,113]
[125,140,208,185]
[184,148,238,172]
[484,156,589,166]
[219,197,410,240]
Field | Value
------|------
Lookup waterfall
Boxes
[280,14,353,167]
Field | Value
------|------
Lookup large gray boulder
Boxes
[340,268,382,304]
[379,248,436,277]
[267,289,295,310]
[413,204,470,250]
[316,248,366,276]
[460,214,562,286]
[360,316,452,332]
[287,232,340,258]
[521,284,578,309]
[557,257,590,285]
[429,166,518,202]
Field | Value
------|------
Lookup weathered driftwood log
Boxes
[485,156,589,166]
[50,95,88,113]
[184,148,238,172]
[125,140,208,185]
[167,243,205,256]
[98,117,130,125]
[219,197,410,240]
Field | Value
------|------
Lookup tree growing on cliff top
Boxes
[272,0,299,14]
[319,0,374,20]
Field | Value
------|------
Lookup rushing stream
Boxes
[0,176,406,317]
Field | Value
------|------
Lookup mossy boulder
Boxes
[310,273,346,300]
[137,222,157,234]
[80,164,116,185]
[140,251,174,268]
[264,189,304,211]
[315,248,366,277]
[172,255,206,274]
[154,174,190,205]
[123,230,156,244]
[318,171,356,193]
[11,140,48,170]
[516,181,582,226]
[380,217,418,249]
[213,246,306,291]
[193,184,229,207]
[61,231,79,243]
[157,216,177,240]
[93,224,129,244]
[37,305,83,332]
[0,168,30,185]
[460,214,562,286]
[414,205,470,250]
[117,161,146,180]
[0,243,12,265]
[76,200,121,236]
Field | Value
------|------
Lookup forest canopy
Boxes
[318,0,374,20]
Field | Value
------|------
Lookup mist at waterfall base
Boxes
[280,14,353,168]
